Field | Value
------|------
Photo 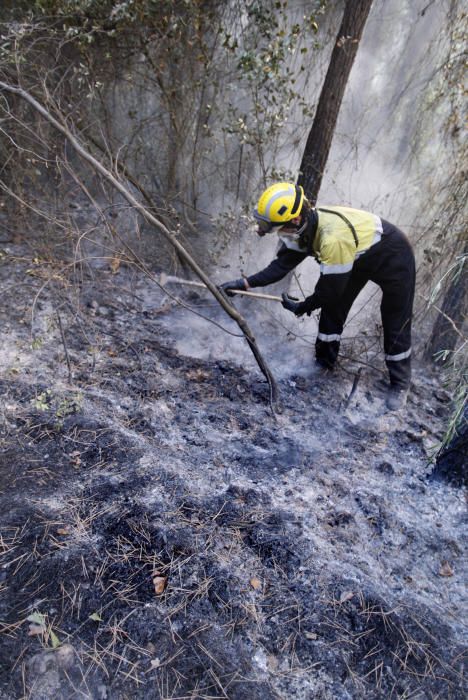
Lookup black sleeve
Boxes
[246,244,307,288]
[303,271,352,312]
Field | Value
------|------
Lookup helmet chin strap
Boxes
[294,219,308,236]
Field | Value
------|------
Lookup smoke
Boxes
[209,0,457,372]
[155,289,320,379]
[141,0,457,377]
[320,0,453,227]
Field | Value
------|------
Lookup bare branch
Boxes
[0,80,279,406]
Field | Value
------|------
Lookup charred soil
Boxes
[0,247,466,699]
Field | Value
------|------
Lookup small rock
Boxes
[55,644,75,669]
[28,644,75,675]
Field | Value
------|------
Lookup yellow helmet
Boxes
[253,182,304,228]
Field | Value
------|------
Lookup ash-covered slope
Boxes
[0,249,466,700]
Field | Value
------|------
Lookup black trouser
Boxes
[315,221,416,389]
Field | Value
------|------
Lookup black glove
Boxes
[281,293,308,317]
[219,278,247,297]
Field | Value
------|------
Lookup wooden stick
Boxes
[340,367,362,413]
[160,275,282,301]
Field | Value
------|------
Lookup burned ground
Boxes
[0,248,466,699]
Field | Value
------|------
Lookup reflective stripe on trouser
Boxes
[316,268,368,369]
[385,349,412,389]
[379,225,415,389]
[383,336,412,390]
[315,222,415,388]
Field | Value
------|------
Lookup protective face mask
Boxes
[254,215,307,239]
[277,218,308,243]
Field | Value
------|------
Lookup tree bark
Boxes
[298,0,374,203]
[0,80,279,406]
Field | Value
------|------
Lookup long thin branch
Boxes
[0,80,278,406]
[56,308,73,384]
[418,293,466,342]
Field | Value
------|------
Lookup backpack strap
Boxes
[317,208,359,248]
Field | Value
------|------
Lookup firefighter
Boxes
[221,182,416,411]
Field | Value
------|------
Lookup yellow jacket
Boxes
[313,206,383,274]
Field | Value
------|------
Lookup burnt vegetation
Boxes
[0,1,466,698]
[0,251,466,699]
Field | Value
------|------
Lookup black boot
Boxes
[386,386,409,411]
[316,338,339,370]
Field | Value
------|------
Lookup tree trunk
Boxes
[298,0,374,203]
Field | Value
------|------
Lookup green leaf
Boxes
[27,611,46,625]
[89,612,102,622]
[49,629,61,649]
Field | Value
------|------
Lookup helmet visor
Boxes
[253,210,283,236]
